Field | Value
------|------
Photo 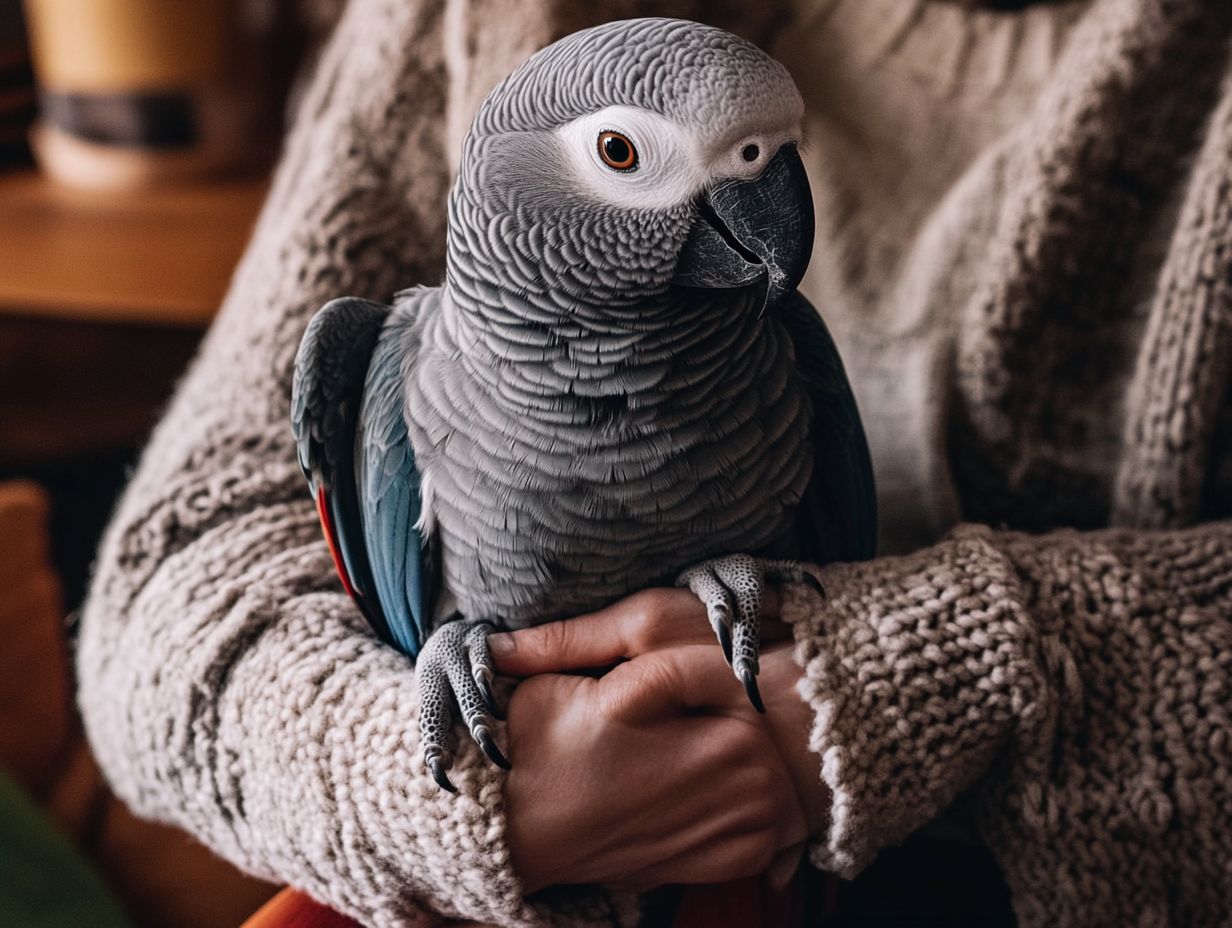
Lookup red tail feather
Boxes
[315,487,358,599]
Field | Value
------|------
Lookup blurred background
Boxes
[0,2,342,926]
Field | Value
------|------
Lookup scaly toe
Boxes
[680,555,818,714]
[466,623,504,720]
[475,672,503,721]
[440,623,511,772]
[677,564,736,664]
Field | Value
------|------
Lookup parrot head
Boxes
[451,17,813,315]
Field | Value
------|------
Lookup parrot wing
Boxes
[354,308,437,659]
[291,297,435,657]
[780,292,878,564]
[292,296,389,627]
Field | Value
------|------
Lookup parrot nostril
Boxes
[741,143,760,163]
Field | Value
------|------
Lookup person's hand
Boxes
[490,588,827,894]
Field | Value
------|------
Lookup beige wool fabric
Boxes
[77,1,1232,926]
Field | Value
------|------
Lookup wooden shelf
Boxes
[0,168,267,327]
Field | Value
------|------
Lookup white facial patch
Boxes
[553,105,802,212]
[554,106,705,210]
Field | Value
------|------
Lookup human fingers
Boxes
[596,645,754,721]
[505,671,808,892]
[491,586,787,676]
[766,842,806,892]
[504,700,759,889]
[489,588,699,676]
[593,639,814,728]
[606,759,807,890]
[607,831,781,891]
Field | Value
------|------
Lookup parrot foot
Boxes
[676,554,819,713]
[417,618,508,793]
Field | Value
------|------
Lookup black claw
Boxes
[476,675,505,721]
[428,757,457,793]
[738,665,766,714]
[716,621,733,665]
[477,730,511,770]
[803,572,826,599]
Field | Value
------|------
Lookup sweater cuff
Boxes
[782,527,1045,877]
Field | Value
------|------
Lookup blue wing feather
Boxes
[779,293,878,564]
[355,311,435,659]
[292,298,392,632]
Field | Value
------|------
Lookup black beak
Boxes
[672,143,814,312]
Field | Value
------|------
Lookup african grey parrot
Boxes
[291,17,876,792]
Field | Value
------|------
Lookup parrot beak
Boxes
[673,142,814,312]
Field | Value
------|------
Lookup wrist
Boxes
[760,645,830,837]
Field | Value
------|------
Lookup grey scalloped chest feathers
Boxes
[402,283,814,625]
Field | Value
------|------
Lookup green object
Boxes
[0,768,134,928]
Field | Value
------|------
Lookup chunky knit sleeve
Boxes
[784,521,1232,927]
[73,1,632,925]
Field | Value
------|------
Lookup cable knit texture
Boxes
[77,0,1232,926]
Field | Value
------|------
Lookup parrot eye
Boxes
[597,130,638,172]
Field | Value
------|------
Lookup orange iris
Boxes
[597,130,638,171]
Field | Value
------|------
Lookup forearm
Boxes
[979,522,1232,928]
[781,526,1042,877]
[756,642,831,841]
[74,0,592,922]
[76,451,548,926]
[781,520,1232,926]
[80,447,643,927]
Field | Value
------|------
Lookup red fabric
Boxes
[674,877,790,928]
[673,873,839,928]
[246,874,839,926]
[241,888,363,928]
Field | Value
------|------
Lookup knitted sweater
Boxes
[77,0,1232,926]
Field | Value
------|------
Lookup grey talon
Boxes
[477,676,504,720]
[736,661,765,714]
[716,621,734,665]
[477,730,511,770]
[428,758,457,793]
[803,572,826,598]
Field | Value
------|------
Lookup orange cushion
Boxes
[0,481,72,792]
[0,479,277,928]
[241,889,363,928]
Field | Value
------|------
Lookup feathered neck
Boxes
[440,188,775,418]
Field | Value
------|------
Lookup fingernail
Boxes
[488,633,515,657]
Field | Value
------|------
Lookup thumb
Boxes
[489,610,625,676]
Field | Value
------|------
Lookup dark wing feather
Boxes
[355,313,436,659]
[779,292,878,564]
[292,297,390,634]
[291,296,436,657]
